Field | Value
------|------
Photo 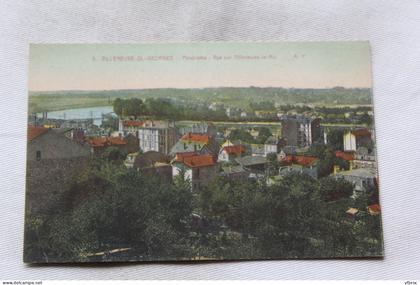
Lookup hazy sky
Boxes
[29,42,372,91]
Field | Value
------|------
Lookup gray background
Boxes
[1,0,420,279]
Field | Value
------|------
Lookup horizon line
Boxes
[28,86,372,93]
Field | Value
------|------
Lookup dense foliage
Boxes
[24,156,382,262]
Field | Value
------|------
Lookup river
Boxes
[38,106,114,126]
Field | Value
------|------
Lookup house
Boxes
[334,167,377,194]
[221,165,249,181]
[133,151,172,182]
[124,152,139,168]
[250,144,265,157]
[334,150,355,161]
[235,155,267,175]
[118,119,144,136]
[343,128,372,152]
[280,115,322,147]
[172,153,218,191]
[138,120,177,155]
[26,126,91,215]
[353,146,377,169]
[278,155,319,179]
[87,136,127,155]
[264,136,286,156]
[367,204,381,216]
[218,144,246,162]
[178,122,216,137]
[170,132,219,159]
[346,207,359,221]
[226,107,240,118]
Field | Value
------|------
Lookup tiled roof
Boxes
[123,120,144,127]
[88,137,127,147]
[335,151,354,161]
[28,126,49,141]
[181,154,215,168]
[351,128,371,137]
[223,145,246,155]
[281,155,318,167]
[367,204,381,215]
[174,152,198,162]
[181,132,210,144]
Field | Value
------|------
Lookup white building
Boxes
[343,129,372,152]
[138,121,177,155]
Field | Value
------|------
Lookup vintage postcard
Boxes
[25,42,383,263]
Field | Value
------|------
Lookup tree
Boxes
[327,129,344,151]
[113,98,123,117]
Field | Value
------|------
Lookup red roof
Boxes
[88,137,127,147]
[223,145,246,155]
[281,155,318,167]
[351,129,371,137]
[179,154,215,168]
[28,126,49,141]
[367,204,381,215]
[123,120,144,127]
[335,151,354,161]
[181,132,210,144]
[174,152,198,162]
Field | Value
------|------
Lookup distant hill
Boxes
[28,87,372,113]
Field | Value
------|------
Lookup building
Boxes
[138,120,177,155]
[178,122,216,137]
[278,155,319,179]
[118,119,144,136]
[353,146,377,169]
[124,152,139,168]
[218,144,246,162]
[221,165,249,181]
[334,167,377,194]
[235,155,267,176]
[87,136,127,155]
[264,136,286,156]
[133,151,172,182]
[172,153,218,191]
[334,150,355,161]
[170,132,219,158]
[250,144,265,157]
[280,115,321,147]
[26,126,91,215]
[367,204,381,216]
[343,128,372,152]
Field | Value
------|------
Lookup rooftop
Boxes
[367,204,381,215]
[223,145,246,155]
[281,155,318,167]
[181,132,210,144]
[338,168,377,178]
[28,126,49,141]
[350,128,371,137]
[335,151,355,161]
[181,154,215,168]
[88,136,127,147]
[236,155,267,166]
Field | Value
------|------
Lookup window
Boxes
[36,150,41,161]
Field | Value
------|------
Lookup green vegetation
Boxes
[28,87,372,114]
[24,154,382,262]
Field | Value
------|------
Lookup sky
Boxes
[29,42,372,91]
